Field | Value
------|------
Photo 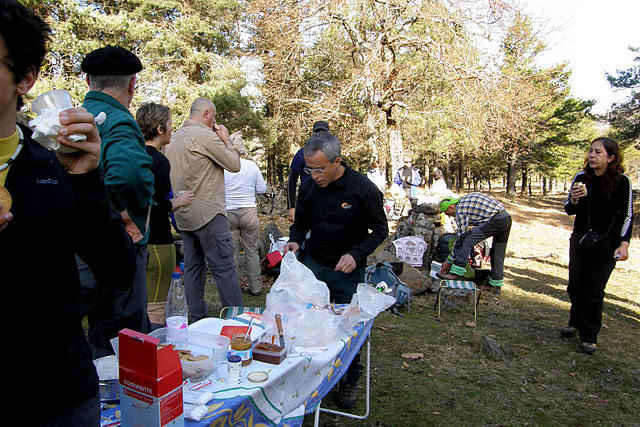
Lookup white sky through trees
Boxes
[520,0,640,114]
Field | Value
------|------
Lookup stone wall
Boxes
[368,201,447,292]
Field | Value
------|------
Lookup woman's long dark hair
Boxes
[583,137,624,192]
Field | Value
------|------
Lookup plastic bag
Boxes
[297,308,341,347]
[269,252,330,307]
[356,283,396,320]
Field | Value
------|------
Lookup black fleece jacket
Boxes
[1,125,134,420]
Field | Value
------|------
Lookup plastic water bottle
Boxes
[166,267,188,345]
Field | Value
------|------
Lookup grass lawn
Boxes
[200,192,640,426]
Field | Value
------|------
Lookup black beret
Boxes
[81,46,143,75]
[312,120,329,132]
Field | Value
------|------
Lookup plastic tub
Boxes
[149,328,230,381]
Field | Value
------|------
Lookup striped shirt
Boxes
[454,193,505,236]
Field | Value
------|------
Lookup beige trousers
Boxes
[227,207,263,293]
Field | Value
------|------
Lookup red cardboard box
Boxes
[119,329,184,426]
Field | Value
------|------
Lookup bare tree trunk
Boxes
[388,122,403,182]
[506,161,516,195]
[542,176,548,195]
[457,160,464,193]
[521,167,527,194]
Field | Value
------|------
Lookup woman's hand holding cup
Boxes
[570,182,587,204]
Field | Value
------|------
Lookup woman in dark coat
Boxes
[136,103,193,323]
[562,137,633,354]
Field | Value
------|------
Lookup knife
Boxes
[275,314,285,349]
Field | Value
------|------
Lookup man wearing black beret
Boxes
[80,45,155,353]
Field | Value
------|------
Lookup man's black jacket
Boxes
[290,165,388,268]
[1,125,134,420]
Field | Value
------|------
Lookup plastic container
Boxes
[165,268,188,345]
[253,343,286,365]
[150,328,229,381]
[227,354,241,384]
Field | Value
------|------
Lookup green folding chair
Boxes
[219,306,265,319]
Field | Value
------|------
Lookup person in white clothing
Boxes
[430,167,448,194]
[224,132,268,295]
[367,160,386,192]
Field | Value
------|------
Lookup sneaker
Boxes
[578,342,597,355]
[336,381,358,410]
[560,326,577,338]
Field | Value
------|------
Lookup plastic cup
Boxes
[109,337,119,357]
[31,89,74,115]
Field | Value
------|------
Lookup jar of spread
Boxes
[230,334,252,366]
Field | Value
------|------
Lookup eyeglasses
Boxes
[303,166,326,175]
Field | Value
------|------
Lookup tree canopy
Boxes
[21,0,603,191]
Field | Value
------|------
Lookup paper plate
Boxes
[248,371,269,383]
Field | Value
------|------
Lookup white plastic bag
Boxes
[269,233,288,254]
[393,236,428,266]
[296,308,341,347]
[356,283,396,320]
[269,252,330,307]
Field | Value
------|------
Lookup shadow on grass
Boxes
[506,264,640,327]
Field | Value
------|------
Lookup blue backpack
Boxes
[364,262,411,308]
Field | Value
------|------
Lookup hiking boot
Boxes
[488,285,501,296]
[480,283,501,295]
[560,326,577,339]
[578,342,597,355]
[336,381,358,410]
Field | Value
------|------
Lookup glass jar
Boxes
[230,334,252,366]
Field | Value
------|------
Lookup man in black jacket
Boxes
[286,131,388,409]
[0,2,134,425]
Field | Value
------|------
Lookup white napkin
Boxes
[184,403,209,421]
[29,109,106,152]
[183,389,214,406]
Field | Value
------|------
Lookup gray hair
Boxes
[190,97,215,117]
[303,132,341,162]
[87,74,134,91]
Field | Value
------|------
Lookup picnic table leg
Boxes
[316,339,371,423]
[437,284,443,320]
[473,288,477,323]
